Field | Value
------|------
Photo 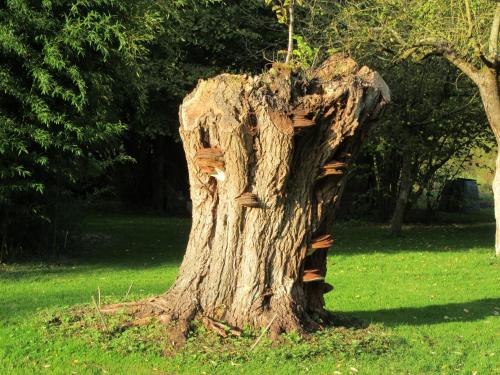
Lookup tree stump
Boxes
[104,55,389,342]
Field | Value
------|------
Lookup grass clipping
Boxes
[42,303,400,363]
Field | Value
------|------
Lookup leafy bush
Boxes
[0,0,161,259]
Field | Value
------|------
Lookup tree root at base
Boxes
[99,295,353,353]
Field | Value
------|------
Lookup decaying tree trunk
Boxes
[104,55,389,341]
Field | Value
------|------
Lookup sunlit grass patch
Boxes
[40,303,399,371]
[1,211,499,374]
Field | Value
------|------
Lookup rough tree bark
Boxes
[103,55,389,341]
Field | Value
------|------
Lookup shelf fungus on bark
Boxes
[317,160,348,179]
[291,108,315,130]
[195,147,226,180]
[303,269,325,283]
[236,192,260,208]
[307,234,334,256]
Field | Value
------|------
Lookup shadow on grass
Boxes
[344,298,500,326]
[1,211,495,280]
[332,222,495,255]
[0,213,190,278]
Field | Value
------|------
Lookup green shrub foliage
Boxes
[0,0,160,258]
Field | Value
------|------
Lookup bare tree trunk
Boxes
[285,1,294,64]
[493,151,500,256]
[401,3,499,255]
[485,6,500,257]
[103,55,389,341]
[478,68,500,256]
[390,153,413,236]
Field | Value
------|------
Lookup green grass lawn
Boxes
[1,211,499,374]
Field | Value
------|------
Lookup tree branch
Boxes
[285,0,294,64]
[474,43,495,68]
[401,39,481,84]
[464,0,474,38]
[488,3,500,64]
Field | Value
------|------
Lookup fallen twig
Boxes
[125,282,133,299]
[202,316,227,337]
[91,295,108,331]
[250,314,277,351]
[202,316,242,338]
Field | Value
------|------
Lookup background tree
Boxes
[114,0,285,213]
[367,59,491,234]
[0,0,161,259]
[317,0,499,251]
[332,58,491,230]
